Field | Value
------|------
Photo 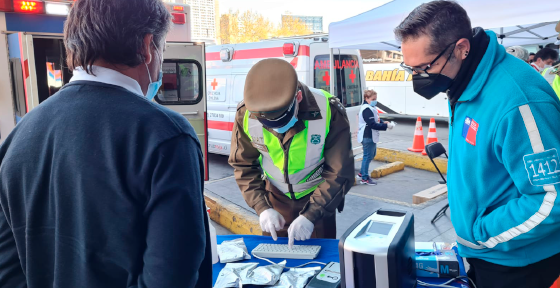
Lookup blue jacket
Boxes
[448,31,560,267]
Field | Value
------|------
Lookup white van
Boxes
[206,36,366,156]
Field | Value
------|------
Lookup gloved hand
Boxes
[288,215,314,249]
[259,209,286,241]
[387,121,397,130]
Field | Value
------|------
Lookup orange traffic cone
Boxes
[408,117,425,152]
[422,118,438,155]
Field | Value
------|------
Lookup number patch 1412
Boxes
[523,148,560,186]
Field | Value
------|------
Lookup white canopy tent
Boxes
[327,0,560,94]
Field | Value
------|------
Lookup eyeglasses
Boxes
[400,41,458,77]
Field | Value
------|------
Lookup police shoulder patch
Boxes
[329,97,346,115]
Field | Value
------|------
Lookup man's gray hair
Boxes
[64,0,171,74]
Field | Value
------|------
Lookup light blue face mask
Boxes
[145,41,163,101]
[273,115,298,134]
[370,100,378,107]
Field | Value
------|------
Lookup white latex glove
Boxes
[288,215,314,249]
[259,209,286,241]
[387,121,396,130]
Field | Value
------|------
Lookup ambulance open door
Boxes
[156,42,209,181]
[7,32,70,119]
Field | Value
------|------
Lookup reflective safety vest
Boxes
[553,76,560,99]
[542,68,560,99]
[243,87,333,200]
[542,67,557,85]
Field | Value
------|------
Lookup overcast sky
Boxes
[217,0,393,31]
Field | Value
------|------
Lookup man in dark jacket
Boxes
[0,0,211,287]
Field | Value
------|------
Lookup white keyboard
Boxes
[251,243,321,260]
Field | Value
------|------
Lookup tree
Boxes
[219,10,312,44]
[220,11,240,44]
[237,10,274,43]
[274,16,312,38]
[220,10,272,44]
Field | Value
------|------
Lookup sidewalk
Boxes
[377,117,449,154]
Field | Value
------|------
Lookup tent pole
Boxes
[330,48,335,96]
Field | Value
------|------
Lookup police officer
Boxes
[229,59,354,248]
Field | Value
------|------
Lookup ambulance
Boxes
[206,35,366,156]
[0,1,210,179]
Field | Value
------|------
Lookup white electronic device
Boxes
[251,243,321,260]
[339,209,416,288]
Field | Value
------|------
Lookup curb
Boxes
[205,191,261,235]
[357,147,448,174]
[413,184,448,205]
[370,161,405,178]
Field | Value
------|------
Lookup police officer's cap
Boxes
[244,59,298,128]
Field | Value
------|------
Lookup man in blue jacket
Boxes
[396,1,560,287]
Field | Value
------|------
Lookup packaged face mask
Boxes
[217,238,251,263]
[242,261,286,286]
[214,262,258,288]
[271,267,321,288]
[214,261,287,287]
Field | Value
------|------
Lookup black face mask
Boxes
[412,73,454,99]
[411,42,457,100]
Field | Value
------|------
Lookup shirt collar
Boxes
[70,66,144,97]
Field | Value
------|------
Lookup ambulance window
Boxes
[156,60,203,105]
[313,54,362,108]
[32,38,72,103]
[360,50,403,64]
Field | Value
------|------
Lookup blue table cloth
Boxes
[213,235,470,288]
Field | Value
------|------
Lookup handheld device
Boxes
[306,262,342,288]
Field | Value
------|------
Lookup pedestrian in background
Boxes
[357,89,395,185]
[529,52,536,63]
[531,47,559,72]
[0,0,211,287]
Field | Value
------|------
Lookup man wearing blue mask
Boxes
[396,1,560,287]
[229,59,354,248]
[0,0,211,287]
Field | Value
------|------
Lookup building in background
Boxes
[281,13,323,33]
[163,0,217,44]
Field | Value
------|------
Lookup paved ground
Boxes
[377,117,449,157]
[205,118,456,242]
[211,220,232,235]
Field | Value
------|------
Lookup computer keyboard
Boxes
[251,243,321,260]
